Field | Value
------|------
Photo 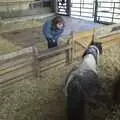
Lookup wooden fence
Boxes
[34,44,73,77]
[0,23,120,85]
[72,30,94,60]
[72,25,120,60]
[0,44,72,85]
[0,47,34,85]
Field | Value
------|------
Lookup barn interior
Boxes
[0,0,120,120]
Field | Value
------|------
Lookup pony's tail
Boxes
[66,79,87,120]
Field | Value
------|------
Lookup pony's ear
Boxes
[94,42,103,54]
[82,49,87,58]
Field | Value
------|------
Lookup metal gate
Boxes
[56,0,71,15]
[71,0,95,21]
[56,0,120,24]
[96,1,120,24]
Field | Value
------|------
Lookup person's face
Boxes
[56,23,64,29]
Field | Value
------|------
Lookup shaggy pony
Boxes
[65,42,103,120]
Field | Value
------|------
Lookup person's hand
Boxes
[59,38,64,42]
[52,39,56,42]
[58,37,67,46]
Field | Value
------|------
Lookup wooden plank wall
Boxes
[97,31,120,49]
[36,45,73,76]
[0,44,73,84]
[72,30,94,59]
[0,47,34,84]
[72,24,120,60]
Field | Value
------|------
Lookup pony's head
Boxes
[91,42,103,54]
[82,42,103,64]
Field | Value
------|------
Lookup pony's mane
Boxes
[82,42,102,58]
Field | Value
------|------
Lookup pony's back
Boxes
[66,70,102,120]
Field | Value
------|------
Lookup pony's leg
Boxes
[67,96,88,120]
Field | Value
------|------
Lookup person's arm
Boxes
[54,28,64,41]
[43,21,54,41]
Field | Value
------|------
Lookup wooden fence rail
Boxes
[0,47,34,84]
[36,44,73,76]
[0,44,73,84]
[72,25,120,60]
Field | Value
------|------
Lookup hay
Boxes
[0,36,20,55]
[88,44,120,120]
[0,43,119,120]
[100,45,120,79]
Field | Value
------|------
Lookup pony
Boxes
[65,41,103,120]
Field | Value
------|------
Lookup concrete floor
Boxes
[62,16,102,36]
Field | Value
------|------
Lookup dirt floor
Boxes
[0,27,48,55]
[1,27,45,48]
[0,44,120,120]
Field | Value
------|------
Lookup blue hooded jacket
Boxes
[43,19,64,42]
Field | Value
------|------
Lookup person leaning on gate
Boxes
[43,15,65,48]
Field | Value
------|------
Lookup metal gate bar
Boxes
[96,1,120,24]
[56,0,70,16]
[56,0,120,24]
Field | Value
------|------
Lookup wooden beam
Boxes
[38,45,72,60]
[0,47,33,61]
[0,61,33,76]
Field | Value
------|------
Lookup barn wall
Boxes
[0,0,52,19]
[0,0,34,12]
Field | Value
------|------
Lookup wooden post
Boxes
[70,31,74,62]
[65,45,70,64]
[71,31,75,60]
[66,33,73,64]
